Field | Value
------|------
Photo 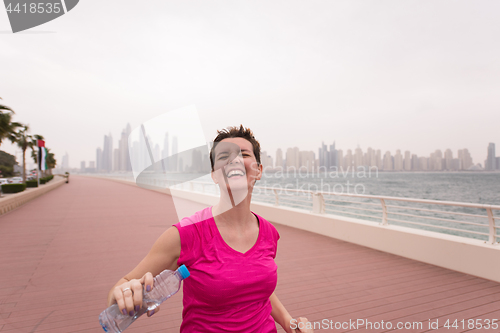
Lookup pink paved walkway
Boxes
[0,176,499,333]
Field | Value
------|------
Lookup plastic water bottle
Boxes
[99,265,190,332]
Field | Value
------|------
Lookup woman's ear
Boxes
[211,170,218,184]
[256,163,263,181]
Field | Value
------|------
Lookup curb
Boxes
[0,176,67,216]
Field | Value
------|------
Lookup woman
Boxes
[107,125,312,332]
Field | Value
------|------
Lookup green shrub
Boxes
[2,183,26,193]
[26,180,38,188]
[40,178,46,185]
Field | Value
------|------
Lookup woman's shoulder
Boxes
[173,206,214,240]
[175,207,212,227]
[254,213,280,243]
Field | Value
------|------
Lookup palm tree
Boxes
[45,148,56,175]
[12,124,33,183]
[0,97,22,146]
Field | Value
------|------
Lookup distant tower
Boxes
[119,123,132,172]
[444,149,453,171]
[62,152,69,170]
[394,150,403,171]
[404,151,411,171]
[486,143,496,171]
[162,132,169,160]
[383,151,393,171]
[275,148,283,170]
[102,133,113,173]
[96,147,102,172]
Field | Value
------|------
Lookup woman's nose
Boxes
[228,154,243,164]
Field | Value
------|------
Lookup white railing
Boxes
[134,177,500,244]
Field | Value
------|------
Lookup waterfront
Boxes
[97,171,500,242]
[259,171,500,206]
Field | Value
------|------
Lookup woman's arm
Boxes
[106,226,181,316]
[270,292,294,332]
[270,292,314,333]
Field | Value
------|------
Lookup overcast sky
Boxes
[1,0,499,168]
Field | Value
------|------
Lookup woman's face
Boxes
[211,137,262,195]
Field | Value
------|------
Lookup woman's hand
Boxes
[111,272,160,317]
[292,317,314,333]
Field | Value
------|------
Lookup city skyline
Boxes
[74,124,498,173]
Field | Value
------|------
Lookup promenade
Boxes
[0,176,499,333]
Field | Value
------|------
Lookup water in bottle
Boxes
[99,265,190,332]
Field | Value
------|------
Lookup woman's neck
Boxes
[212,195,256,229]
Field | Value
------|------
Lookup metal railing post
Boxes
[380,198,388,225]
[486,207,497,244]
[313,193,325,214]
[273,189,279,206]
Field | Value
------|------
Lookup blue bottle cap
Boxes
[178,264,190,279]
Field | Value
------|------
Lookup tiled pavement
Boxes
[0,176,499,333]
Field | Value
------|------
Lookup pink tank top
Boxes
[173,207,280,332]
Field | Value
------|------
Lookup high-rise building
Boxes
[118,123,132,172]
[337,149,343,170]
[458,149,473,170]
[299,151,315,172]
[275,148,283,170]
[444,149,453,171]
[61,152,69,170]
[102,133,113,172]
[430,150,443,171]
[318,141,337,170]
[404,151,411,171]
[419,157,428,171]
[261,151,274,170]
[286,147,299,170]
[383,151,393,171]
[486,143,496,171]
[344,149,353,170]
[329,142,337,168]
[80,161,86,172]
[376,149,382,170]
[411,154,419,171]
[96,147,102,172]
[162,132,169,161]
[394,150,403,171]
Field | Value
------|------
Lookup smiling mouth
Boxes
[226,169,246,178]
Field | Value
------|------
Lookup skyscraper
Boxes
[119,123,132,172]
[486,143,496,171]
[383,151,393,171]
[275,148,283,170]
[458,149,473,170]
[96,147,102,172]
[404,151,411,171]
[102,133,113,172]
[394,150,403,171]
[61,152,69,170]
[444,149,453,171]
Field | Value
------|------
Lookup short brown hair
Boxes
[210,125,261,171]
